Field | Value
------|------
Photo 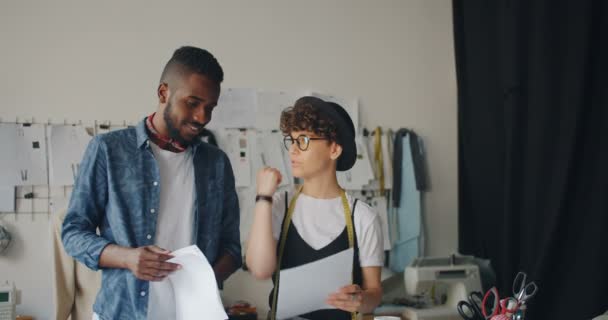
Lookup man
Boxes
[62,46,241,320]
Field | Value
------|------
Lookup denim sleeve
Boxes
[219,153,242,269]
[62,136,112,271]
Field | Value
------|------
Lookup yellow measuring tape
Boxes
[270,186,357,320]
[374,127,385,194]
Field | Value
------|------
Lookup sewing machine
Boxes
[0,282,16,320]
[401,255,482,320]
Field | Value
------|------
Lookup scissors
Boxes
[481,287,500,318]
[456,291,484,319]
[481,287,522,319]
[512,272,538,304]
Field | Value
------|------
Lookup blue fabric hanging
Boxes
[389,129,427,272]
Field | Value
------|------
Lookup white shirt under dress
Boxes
[271,189,385,268]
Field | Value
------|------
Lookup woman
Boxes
[246,96,384,319]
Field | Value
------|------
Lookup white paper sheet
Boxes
[216,129,252,187]
[276,248,354,320]
[167,245,228,320]
[0,186,15,212]
[48,125,92,186]
[0,124,19,186]
[256,91,308,130]
[208,88,257,129]
[15,124,48,186]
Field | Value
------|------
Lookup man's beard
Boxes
[163,101,204,146]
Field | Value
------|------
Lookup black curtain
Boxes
[454,1,608,319]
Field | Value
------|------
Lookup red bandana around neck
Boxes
[145,113,187,153]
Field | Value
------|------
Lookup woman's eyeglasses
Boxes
[283,135,328,151]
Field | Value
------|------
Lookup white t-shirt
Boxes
[147,143,196,320]
[271,189,384,267]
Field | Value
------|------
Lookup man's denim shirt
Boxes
[62,119,242,320]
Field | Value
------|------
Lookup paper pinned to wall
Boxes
[0,186,15,212]
[256,90,308,130]
[6,123,49,186]
[15,124,48,186]
[0,124,20,186]
[216,129,252,187]
[167,245,228,320]
[208,88,257,129]
[311,93,359,132]
[363,133,377,179]
[48,125,92,186]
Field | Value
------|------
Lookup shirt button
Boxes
[150,209,155,213]
[140,291,146,297]
[153,181,158,186]
[147,234,152,240]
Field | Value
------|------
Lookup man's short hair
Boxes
[160,46,224,85]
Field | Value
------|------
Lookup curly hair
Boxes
[280,97,338,142]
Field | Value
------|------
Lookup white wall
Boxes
[0,1,457,318]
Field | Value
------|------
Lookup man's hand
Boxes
[213,252,239,287]
[124,245,181,281]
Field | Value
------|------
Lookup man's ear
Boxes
[158,83,169,104]
[330,142,343,161]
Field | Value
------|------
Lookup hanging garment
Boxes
[389,129,427,272]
